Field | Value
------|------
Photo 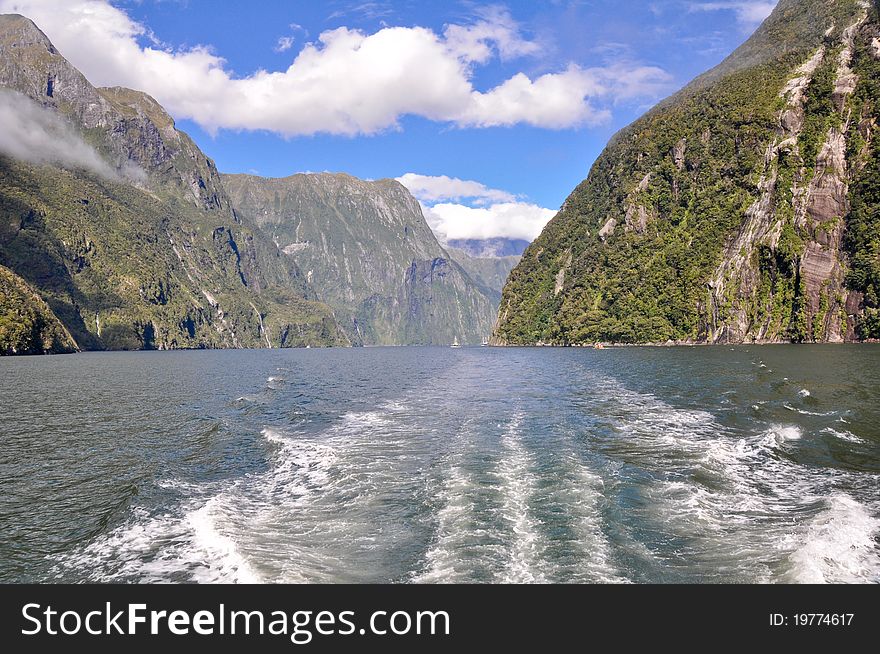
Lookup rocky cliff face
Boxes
[222,173,498,345]
[446,247,521,301]
[0,15,225,211]
[0,14,348,352]
[495,0,880,345]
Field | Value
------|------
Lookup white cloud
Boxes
[424,201,556,242]
[396,173,516,204]
[274,36,295,53]
[274,23,306,53]
[461,66,609,128]
[0,0,671,136]
[443,5,540,64]
[397,172,555,241]
[689,1,777,30]
[0,88,136,180]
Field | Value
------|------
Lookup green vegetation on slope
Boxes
[496,0,874,345]
[845,7,880,338]
[0,263,76,354]
[0,157,348,351]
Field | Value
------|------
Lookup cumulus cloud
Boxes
[0,89,121,179]
[0,0,672,136]
[396,173,516,204]
[689,1,777,30]
[424,202,556,242]
[398,173,555,242]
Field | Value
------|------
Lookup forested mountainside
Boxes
[223,173,498,345]
[495,0,880,345]
[0,14,347,353]
[0,262,76,354]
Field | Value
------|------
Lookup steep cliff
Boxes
[0,263,76,354]
[0,14,348,352]
[495,0,880,345]
[222,173,498,345]
[446,247,521,300]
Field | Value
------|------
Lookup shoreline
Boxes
[489,339,880,348]
[3,339,880,358]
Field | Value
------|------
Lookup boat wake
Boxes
[52,365,878,585]
[584,376,880,583]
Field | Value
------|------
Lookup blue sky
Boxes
[1,0,777,241]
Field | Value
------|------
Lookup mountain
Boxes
[222,173,498,345]
[446,238,531,258]
[495,0,880,345]
[0,14,348,353]
[446,247,521,300]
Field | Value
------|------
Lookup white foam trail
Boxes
[821,427,864,444]
[783,494,880,583]
[262,427,337,492]
[414,463,476,583]
[783,403,834,416]
[497,414,548,584]
[54,424,344,583]
[415,415,505,584]
[54,499,261,584]
[560,456,628,583]
[586,376,877,581]
[339,410,392,432]
[249,404,415,582]
[186,499,262,583]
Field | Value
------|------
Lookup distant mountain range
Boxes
[222,173,500,345]
[496,0,880,345]
[445,238,530,258]
[0,13,509,354]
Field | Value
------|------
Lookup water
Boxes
[0,345,878,584]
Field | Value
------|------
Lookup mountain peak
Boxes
[0,11,107,119]
[0,13,55,50]
[655,0,866,113]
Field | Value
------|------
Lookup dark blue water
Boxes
[0,345,878,583]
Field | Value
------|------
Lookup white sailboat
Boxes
[451,337,461,348]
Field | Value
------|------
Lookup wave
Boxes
[783,494,880,583]
[185,498,262,583]
[53,422,346,583]
[584,375,878,582]
[52,498,261,584]
[757,424,802,449]
[547,454,628,583]
[496,414,548,583]
[52,368,877,585]
[783,403,835,417]
[821,427,864,444]
[413,461,477,584]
